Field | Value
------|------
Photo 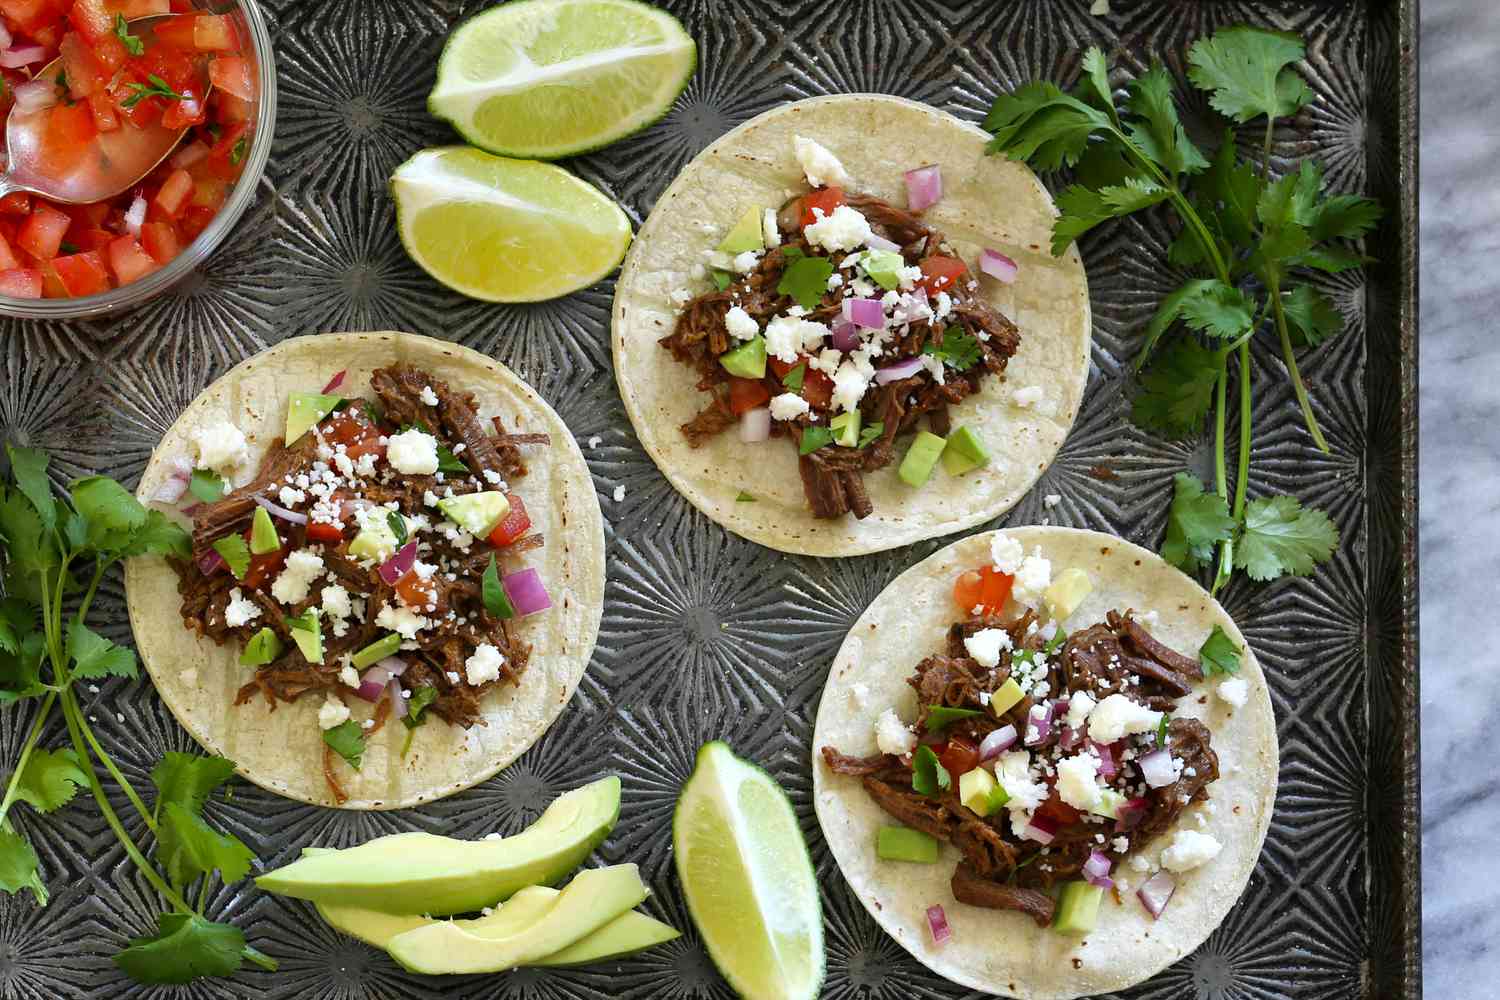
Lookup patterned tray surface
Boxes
[0,1,1416,997]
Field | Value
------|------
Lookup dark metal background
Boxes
[0,0,1418,996]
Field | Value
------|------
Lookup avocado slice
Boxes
[958,767,1008,817]
[719,335,767,379]
[255,776,622,915]
[287,610,323,664]
[351,633,401,670]
[437,491,509,538]
[1053,881,1104,935]
[830,409,861,448]
[249,506,281,555]
[532,909,681,967]
[386,864,647,975]
[897,431,947,487]
[239,627,282,667]
[718,206,766,255]
[875,826,938,863]
[286,392,342,444]
[940,426,991,476]
[858,249,905,290]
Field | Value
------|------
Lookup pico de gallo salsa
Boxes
[0,0,256,298]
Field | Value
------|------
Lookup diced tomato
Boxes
[51,249,108,296]
[241,545,284,589]
[0,234,17,270]
[0,193,31,216]
[59,31,103,98]
[208,54,252,100]
[394,568,435,610]
[27,22,62,52]
[138,39,195,90]
[937,737,980,779]
[153,167,193,218]
[110,0,170,15]
[213,89,252,124]
[188,175,226,210]
[139,220,179,263]
[69,200,109,227]
[323,411,384,461]
[17,202,71,260]
[42,100,96,174]
[66,0,112,44]
[952,565,1013,616]
[0,0,59,31]
[89,31,125,72]
[37,264,65,297]
[917,255,968,294]
[177,204,215,241]
[305,520,343,544]
[71,227,113,251]
[192,14,235,51]
[800,186,845,228]
[106,235,157,283]
[486,495,531,548]
[167,0,192,10]
[1035,792,1083,828]
[801,368,834,409]
[87,92,119,131]
[767,356,799,379]
[727,376,770,415]
[161,88,206,130]
[0,268,43,298]
[148,11,195,47]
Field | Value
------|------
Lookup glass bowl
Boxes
[0,0,277,320]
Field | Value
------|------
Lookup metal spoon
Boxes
[0,14,212,205]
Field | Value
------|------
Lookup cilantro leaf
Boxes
[13,748,87,814]
[0,486,54,586]
[911,745,951,796]
[1124,63,1208,176]
[387,510,407,545]
[157,801,255,891]
[1306,194,1384,243]
[856,421,884,449]
[187,469,226,504]
[322,720,365,770]
[709,269,732,291]
[777,255,834,310]
[1291,244,1370,274]
[435,446,467,475]
[0,598,30,655]
[782,364,806,392]
[1136,278,1254,368]
[67,620,137,680]
[921,327,981,371]
[118,509,192,560]
[798,426,833,456]
[211,534,250,580]
[1074,46,1119,125]
[1050,178,1171,255]
[402,686,438,730]
[0,632,46,704]
[482,554,514,619]
[985,82,1112,171]
[1161,473,1235,574]
[1044,628,1069,655]
[924,706,983,732]
[5,445,54,530]
[0,822,45,902]
[114,913,245,985]
[121,73,185,110]
[1156,713,1171,746]
[1234,494,1338,580]
[1198,625,1242,677]
[1132,337,1219,437]
[735,491,756,502]
[114,14,144,56]
[1198,129,1263,248]
[1281,284,1343,347]
[1186,26,1314,123]
[151,753,237,816]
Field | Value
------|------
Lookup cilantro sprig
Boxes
[0,446,275,983]
[986,26,1379,591]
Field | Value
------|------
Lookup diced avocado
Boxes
[719,335,767,379]
[256,777,622,915]
[898,431,947,487]
[830,409,861,448]
[1045,567,1093,621]
[1052,881,1104,935]
[249,506,281,555]
[386,864,648,975]
[288,611,323,664]
[212,534,250,579]
[286,391,342,444]
[876,826,938,863]
[348,515,399,563]
[718,206,766,255]
[1091,788,1128,821]
[940,426,991,476]
[958,768,1006,817]
[351,633,401,670]
[859,249,906,290]
[437,491,510,538]
[990,677,1025,716]
[239,627,282,667]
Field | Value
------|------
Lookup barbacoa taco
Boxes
[612,94,1090,556]
[813,527,1277,999]
[125,332,605,809]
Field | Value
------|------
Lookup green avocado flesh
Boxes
[437,491,509,537]
[387,864,647,975]
[288,613,323,664]
[876,826,938,863]
[255,777,621,915]
[860,249,905,290]
[286,392,342,444]
[719,335,767,379]
[718,206,765,255]
[239,627,281,667]
[830,409,861,448]
[348,515,398,563]
[898,431,947,487]
[940,426,990,476]
[1053,881,1104,935]
[351,633,401,670]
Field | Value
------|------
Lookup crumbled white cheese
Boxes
[1055,752,1103,813]
[612,484,626,502]
[386,428,439,476]
[446,671,460,684]
[339,666,360,688]
[1043,493,1062,508]
[1112,835,1130,854]
[223,587,261,627]
[895,264,923,290]
[270,549,325,606]
[278,485,306,507]
[1217,677,1249,708]
[1086,693,1164,742]
[874,708,916,756]
[1011,553,1053,604]
[995,750,1048,815]
[317,695,349,730]
[990,532,1024,574]
[1130,854,1151,872]
[417,384,439,407]
[829,361,869,413]
[1012,385,1045,409]
[804,204,873,253]
[586,435,602,449]
[670,288,694,305]
[762,208,781,248]
[769,392,811,421]
[763,315,829,364]
[464,643,505,686]
[375,603,429,639]
[1160,829,1223,872]
[732,249,762,273]
[792,135,852,188]
[321,583,352,620]
[1065,691,1095,730]
[724,305,759,341]
[191,415,249,476]
[963,628,1012,668]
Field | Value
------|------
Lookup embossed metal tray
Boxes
[0,0,1418,996]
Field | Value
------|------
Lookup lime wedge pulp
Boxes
[673,742,824,1000]
[429,0,696,159]
[391,146,632,303]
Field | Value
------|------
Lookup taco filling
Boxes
[164,363,554,802]
[821,535,1231,933]
[660,136,1021,520]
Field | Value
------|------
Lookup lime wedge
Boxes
[673,742,823,1000]
[429,0,696,159]
[391,146,632,302]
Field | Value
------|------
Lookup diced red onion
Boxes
[197,549,225,575]
[1058,725,1084,751]
[502,568,552,617]
[925,904,951,945]
[980,249,1019,284]
[377,540,417,585]
[874,357,925,385]
[978,724,1018,761]
[0,21,11,49]
[830,318,860,352]
[841,296,884,330]
[354,680,386,703]
[1023,704,1054,748]
[254,494,308,525]
[1114,797,1149,833]
[389,678,408,719]
[376,656,408,677]
[1022,813,1058,845]
[904,164,943,212]
[169,140,210,169]
[739,407,770,443]
[1137,748,1177,789]
[121,195,148,238]
[1082,850,1114,889]
[322,370,347,394]
[1137,870,1176,919]
[1091,739,1119,779]
[1,46,49,71]
[864,233,902,253]
[11,76,57,111]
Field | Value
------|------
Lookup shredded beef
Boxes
[951,862,1055,927]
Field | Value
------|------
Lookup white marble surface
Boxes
[1420,1,1499,994]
